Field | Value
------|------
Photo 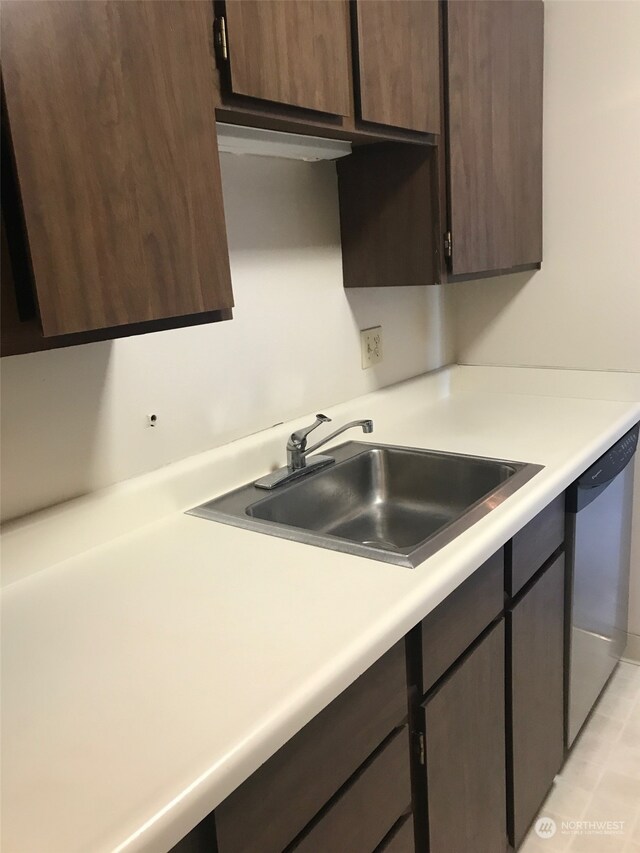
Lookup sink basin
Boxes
[188,442,543,568]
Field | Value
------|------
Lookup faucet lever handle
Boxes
[290,413,331,448]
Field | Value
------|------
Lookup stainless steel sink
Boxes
[188,442,543,568]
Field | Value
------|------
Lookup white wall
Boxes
[451,1,640,642]
[0,153,454,522]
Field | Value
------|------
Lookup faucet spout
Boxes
[305,419,374,456]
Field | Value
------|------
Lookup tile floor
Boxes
[520,660,640,853]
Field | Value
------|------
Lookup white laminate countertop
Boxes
[2,366,639,853]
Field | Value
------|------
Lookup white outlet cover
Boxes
[361,326,383,369]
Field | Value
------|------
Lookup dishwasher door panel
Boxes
[567,461,634,746]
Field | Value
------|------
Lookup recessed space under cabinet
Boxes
[337,144,441,288]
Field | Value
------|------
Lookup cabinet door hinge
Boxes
[417,732,426,766]
[214,15,228,62]
[444,231,453,259]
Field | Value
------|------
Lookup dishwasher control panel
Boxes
[580,423,639,489]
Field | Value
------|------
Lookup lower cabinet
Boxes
[290,726,411,853]
[507,553,566,848]
[422,621,508,853]
[379,813,416,852]
[173,638,412,853]
[172,497,568,853]
[506,494,565,597]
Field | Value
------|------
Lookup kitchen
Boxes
[1,1,639,852]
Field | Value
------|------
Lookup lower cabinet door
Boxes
[508,553,565,847]
[379,813,416,852]
[422,620,508,853]
[291,726,412,853]
[215,640,407,853]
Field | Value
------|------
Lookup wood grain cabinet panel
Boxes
[223,0,352,116]
[337,142,439,288]
[291,727,411,853]
[423,621,508,853]
[510,0,545,268]
[2,0,233,337]
[215,639,407,853]
[354,0,440,133]
[421,549,504,692]
[379,814,415,852]
[508,553,565,848]
[445,0,543,276]
[507,494,565,597]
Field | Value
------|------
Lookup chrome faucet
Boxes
[254,414,374,490]
[288,415,374,469]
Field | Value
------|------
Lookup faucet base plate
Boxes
[254,455,335,490]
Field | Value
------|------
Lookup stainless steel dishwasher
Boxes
[566,423,639,746]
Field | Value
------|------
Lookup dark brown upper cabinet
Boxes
[1,0,233,352]
[337,143,440,288]
[221,0,353,116]
[353,0,440,133]
[445,0,544,277]
[213,0,441,145]
[337,0,543,287]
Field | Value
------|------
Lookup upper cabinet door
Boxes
[223,0,353,116]
[2,0,233,337]
[354,0,440,133]
[446,1,543,276]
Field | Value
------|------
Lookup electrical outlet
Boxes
[361,326,383,369]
